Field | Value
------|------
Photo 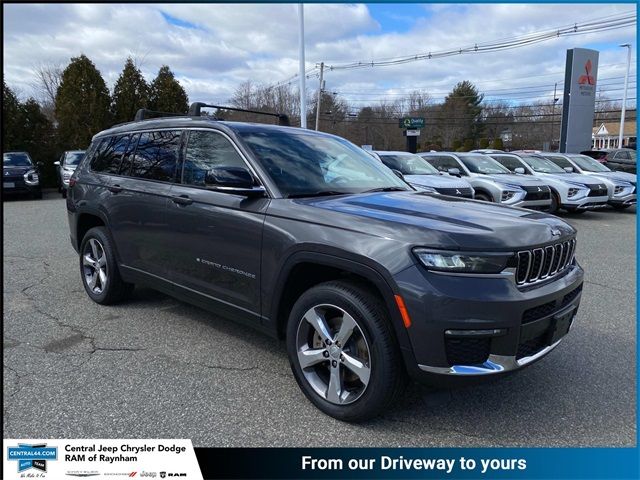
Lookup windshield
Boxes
[459,154,511,174]
[567,154,612,172]
[522,155,566,173]
[378,154,439,175]
[238,130,410,197]
[3,152,33,167]
[64,152,85,166]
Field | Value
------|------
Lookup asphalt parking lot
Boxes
[3,192,637,447]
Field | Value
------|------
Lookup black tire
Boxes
[286,280,407,422]
[79,226,133,305]
[474,192,492,202]
[548,191,560,214]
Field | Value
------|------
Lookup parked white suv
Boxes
[488,153,610,214]
[540,153,636,211]
[419,152,552,210]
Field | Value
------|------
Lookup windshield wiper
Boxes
[287,190,351,199]
[361,187,407,193]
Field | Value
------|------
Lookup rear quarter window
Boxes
[129,130,182,182]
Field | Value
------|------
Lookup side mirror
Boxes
[54,161,61,166]
[564,167,574,173]
[391,169,404,180]
[204,166,265,197]
[448,167,461,176]
[514,167,525,174]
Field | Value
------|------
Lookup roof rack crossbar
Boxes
[134,109,186,122]
[188,102,290,126]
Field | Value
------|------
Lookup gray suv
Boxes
[66,104,584,421]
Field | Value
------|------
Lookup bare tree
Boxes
[31,62,64,122]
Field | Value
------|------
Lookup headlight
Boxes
[413,248,512,273]
[567,188,580,197]
[23,170,39,185]
[501,190,519,202]
[411,184,437,193]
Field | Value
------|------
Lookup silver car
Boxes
[54,150,85,198]
[540,152,636,211]
[419,152,552,210]
[373,151,474,198]
[489,153,610,214]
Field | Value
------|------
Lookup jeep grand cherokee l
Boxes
[66,105,584,421]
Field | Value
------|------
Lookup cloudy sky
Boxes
[3,3,637,110]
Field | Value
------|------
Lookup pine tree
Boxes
[3,79,22,151]
[149,65,189,113]
[55,54,111,150]
[112,58,150,124]
[443,80,485,146]
[18,98,57,185]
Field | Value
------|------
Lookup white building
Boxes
[592,120,637,149]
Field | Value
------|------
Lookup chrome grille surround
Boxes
[516,238,576,286]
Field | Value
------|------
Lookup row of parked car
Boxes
[369,149,637,214]
[2,150,85,199]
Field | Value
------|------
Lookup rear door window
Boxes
[129,130,182,182]
[90,135,130,174]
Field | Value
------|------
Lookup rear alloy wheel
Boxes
[474,192,492,202]
[80,227,133,304]
[287,281,407,422]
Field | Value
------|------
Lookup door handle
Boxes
[108,184,123,194]
[172,195,193,206]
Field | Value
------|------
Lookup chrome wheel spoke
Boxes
[334,312,357,346]
[98,268,107,288]
[326,365,342,404]
[97,254,106,267]
[304,308,332,343]
[89,238,99,259]
[88,272,97,290]
[83,254,94,266]
[297,347,327,369]
[342,352,371,386]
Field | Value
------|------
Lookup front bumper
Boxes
[563,194,609,210]
[608,192,637,207]
[2,178,41,195]
[512,198,551,210]
[393,260,584,381]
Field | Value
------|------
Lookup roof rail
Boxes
[133,109,187,122]
[188,102,290,126]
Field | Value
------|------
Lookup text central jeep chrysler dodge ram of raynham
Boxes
[67,105,584,421]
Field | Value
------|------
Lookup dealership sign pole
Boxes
[559,48,599,153]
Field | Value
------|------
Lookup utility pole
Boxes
[298,4,307,128]
[619,43,631,148]
[314,62,325,131]
[551,82,559,151]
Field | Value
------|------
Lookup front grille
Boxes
[522,185,551,201]
[587,184,608,197]
[561,284,583,309]
[435,187,474,198]
[516,238,576,286]
[445,337,491,365]
[517,333,548,360]
[521,284,583,324]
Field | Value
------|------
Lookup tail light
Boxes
[69,177,77,188]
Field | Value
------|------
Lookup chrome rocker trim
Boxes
[418,338,563,376]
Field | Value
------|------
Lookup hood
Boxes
[589,171,636,185]
[482,173,546,187]
[539,172,609,187]
[290,191,575,250]
[404,174,471,189]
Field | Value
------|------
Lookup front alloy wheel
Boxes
[287,280,407,422]
[82,238,108,294]
[296,304,371,405]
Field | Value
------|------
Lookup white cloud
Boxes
[3,3,636,110]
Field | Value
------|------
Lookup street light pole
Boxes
[618,43,631,148]
[315,62,324,131]
[298,4,307,129]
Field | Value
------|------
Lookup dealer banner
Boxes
[3,439,203,479]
